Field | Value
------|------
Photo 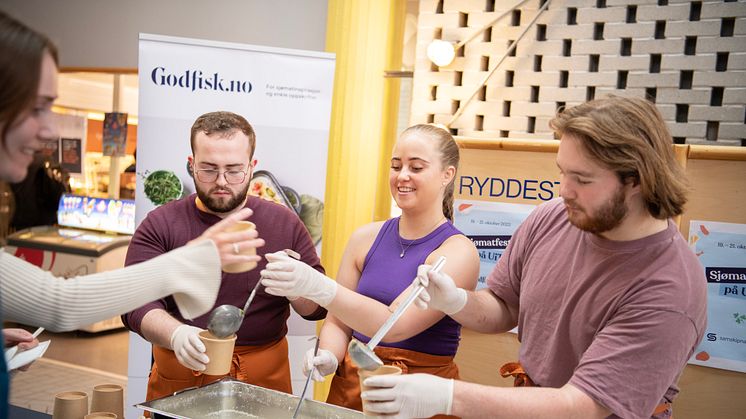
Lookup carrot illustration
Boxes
[700,225,710,235]
[695,351,710,361]
[458,203,472,212]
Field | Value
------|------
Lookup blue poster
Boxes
[102,112,128,157]
[453,199,535,290]
[688,220,746,373]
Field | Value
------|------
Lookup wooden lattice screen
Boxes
[410,0,746,146]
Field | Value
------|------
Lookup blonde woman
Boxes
[261,124,478,414]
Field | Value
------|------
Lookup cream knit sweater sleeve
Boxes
[0,240,221,332]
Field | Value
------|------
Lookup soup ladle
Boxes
[207,249,300,338]
[348,256,446,370]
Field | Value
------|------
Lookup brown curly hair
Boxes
[550,95,689,219]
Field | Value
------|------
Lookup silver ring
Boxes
[232,242,240,255]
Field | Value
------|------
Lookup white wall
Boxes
[2,0,328,68]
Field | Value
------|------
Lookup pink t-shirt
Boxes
[487,199,706,419]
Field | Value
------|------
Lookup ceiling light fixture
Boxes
[426,0,531,67]
[446,0,552,128]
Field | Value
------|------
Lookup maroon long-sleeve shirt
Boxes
[122,194,326,346]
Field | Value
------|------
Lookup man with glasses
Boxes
[122,111,326,401]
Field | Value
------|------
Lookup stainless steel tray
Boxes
[136,378,363,418]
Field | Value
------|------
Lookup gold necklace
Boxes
[397,217,446,258]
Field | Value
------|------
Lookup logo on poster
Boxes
[150,67,253,93]
[706,267,746,283]
[459,176,560,201]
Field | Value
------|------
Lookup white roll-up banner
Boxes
[127,33,334,417]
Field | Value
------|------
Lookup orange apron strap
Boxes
[499,361,535,387]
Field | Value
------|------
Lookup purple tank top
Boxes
[352,217,463,356]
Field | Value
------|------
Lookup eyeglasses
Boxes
[194,168,249,184]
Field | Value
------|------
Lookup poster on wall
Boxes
[39,138,60,164]
[687,220,746,373]
[102,112,128,157]
[453,199,536,290]
[60,138,82,174]
[53,113,86,175]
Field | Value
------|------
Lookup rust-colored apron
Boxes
[146,337,292,402]
[500,362,672,417]
[326,346,460,419]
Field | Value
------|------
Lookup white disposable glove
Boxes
[169,324,209,371]
[303,348,338,382]
[414,264,467,315]
[260,251,337,307]
[361,373,454,418]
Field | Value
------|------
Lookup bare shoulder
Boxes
[347,221,386,252]
[336,220,387,286]
[427,234,479,289]
[437,234,478,261]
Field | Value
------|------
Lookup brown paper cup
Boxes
[222,221,258,273]
[84,413,117,419]
[358,365,402,416]
[90,384,124,419]
[198,330,237,375]
[53,391,88,419]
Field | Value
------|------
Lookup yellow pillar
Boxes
[374,0,407,221]
[316,0,405,400]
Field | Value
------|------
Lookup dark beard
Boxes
[566,187,627,234]
[196,183,250,213]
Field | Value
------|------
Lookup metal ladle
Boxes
[207,249,301,338]
[348,256,447,370]
[206,280,261,338]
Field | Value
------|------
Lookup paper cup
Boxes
[84,413,117,419]
[358,365,402,416]
[198,330,237,375]
[53,391,88,419]
[222,221,258,273]
[90,384,124,419]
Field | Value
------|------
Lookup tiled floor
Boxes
[10,358,127,414]
[7,325,130,415]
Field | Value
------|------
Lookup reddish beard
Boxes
[196,183,250,213]
[565,187,627,234]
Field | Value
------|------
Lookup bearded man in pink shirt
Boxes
[361,96,707,419]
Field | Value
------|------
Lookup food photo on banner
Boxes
[687,220,746,373]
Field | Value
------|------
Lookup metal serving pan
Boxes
[136,378,364,419]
